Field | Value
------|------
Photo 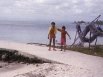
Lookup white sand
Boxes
[0,40,103,77]
[14,63,93,77]
[0,63,93,77]
[0,62,25,73]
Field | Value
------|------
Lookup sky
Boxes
[0,0,103,21]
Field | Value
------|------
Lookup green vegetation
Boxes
[78,21,86,24]
[95,20,103,25]
[28,43,103,57]
[0,48,47,64]
[66,45,103,57]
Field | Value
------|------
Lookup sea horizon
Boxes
[0,20,103,45]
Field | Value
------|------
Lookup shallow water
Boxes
[0,21,102,45]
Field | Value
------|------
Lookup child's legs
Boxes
[61,38,64,50]
[61,38,66,51]
[49,38,52,50]
[64,42,66,51]
[53,38,55,49]
[61,45,63,51]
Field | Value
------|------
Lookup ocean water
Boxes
[0,21,103,45]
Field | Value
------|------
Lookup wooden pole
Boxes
[71,31,78,47]
[95,37,97,46]
[91,15,101,24]
[89,32,91,50]
[95,22,99,47]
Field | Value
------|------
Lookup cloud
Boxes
[0,0,103,21]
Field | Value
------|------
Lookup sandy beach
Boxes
[0,40,103,77]
[0,0,103,77]
[0,62,93,77]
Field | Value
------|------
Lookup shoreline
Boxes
[0,40,103,77]
[27,42,103,57]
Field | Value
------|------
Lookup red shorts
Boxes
[61,38,66,45]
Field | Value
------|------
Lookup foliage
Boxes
[68,45,103,57]
[0,48,47,64]
[95,20,103,25]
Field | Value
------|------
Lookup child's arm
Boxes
[57,28,62,32]
[66,31,71,39]
[48,27,51,39]
[48,34,49,39]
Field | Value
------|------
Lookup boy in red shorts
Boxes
[57,26,71,51]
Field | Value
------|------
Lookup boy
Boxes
[48,22,57,51]
[57,26,71,51]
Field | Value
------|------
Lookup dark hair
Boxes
[51,22,55,25]
[62,26,66,29]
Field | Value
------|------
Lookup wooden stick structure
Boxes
[71,31,78,47]
[71,15,101,48]
[89,32,91,50]
[95,37,98,46]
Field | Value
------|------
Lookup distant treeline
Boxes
[75,20,103,25]
[95,20,103,25]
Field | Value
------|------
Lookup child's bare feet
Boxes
[53,48,56,51]
[48,48,51,51]
[60,49,63,51]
